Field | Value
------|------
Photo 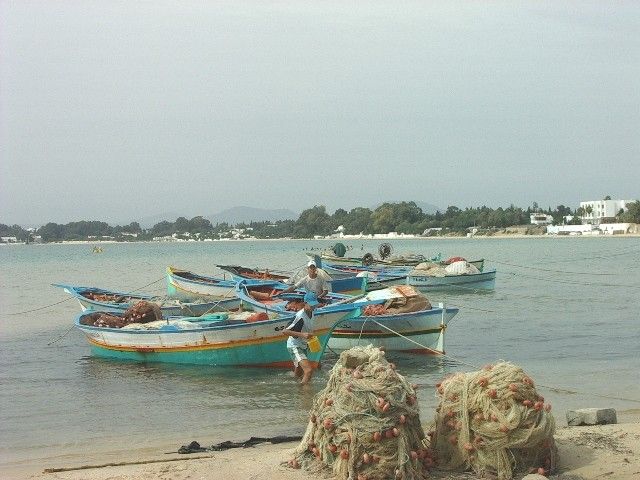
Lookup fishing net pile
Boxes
[79,301,163,328]
[430,362,556,479]
[410,260,479,277]
[287,345,432,480]
[362,286,432,317]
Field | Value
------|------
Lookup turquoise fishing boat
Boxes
[74,304,361,367]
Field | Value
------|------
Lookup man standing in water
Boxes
[283,292,318,385]
[277,259,329,299]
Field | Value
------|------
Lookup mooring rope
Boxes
[500,271,640,289]
[484,258,621,275]
[369,319,640,404]
[197,287,238,316]
[7,276,166,316]
[536,244,640,265]
[370,318,479,368]
[46,325,76,346]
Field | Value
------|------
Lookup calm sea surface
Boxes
[1,238,639,475]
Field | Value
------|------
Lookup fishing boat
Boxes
[236,282,458,354]
[314,252,485,271]
[317,261,410,284]
[216,264,368,295]
[74,307,356,367]
[53,284,240,316]
[217,264,290,282]
[407,268,497,291]
[166,266,240,301]
[309,243,485,271]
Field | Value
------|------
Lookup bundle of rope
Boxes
[287,345,431,480]
[430,361,556,479]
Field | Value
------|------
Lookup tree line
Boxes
[2,200,639,243]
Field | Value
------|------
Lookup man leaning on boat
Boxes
[275,260,329,300]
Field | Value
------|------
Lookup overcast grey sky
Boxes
[1,1,638,226]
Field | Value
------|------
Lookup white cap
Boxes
[307,260,317,267]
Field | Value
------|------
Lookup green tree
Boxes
[620,201,640,223]
[174,217,190,233]
[293,205,332,237]
[150,221,174,237]
[38,223,64,242]
[342,207,372,234]
[188,216,213,235]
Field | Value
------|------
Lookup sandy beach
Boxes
[20,410,640,480]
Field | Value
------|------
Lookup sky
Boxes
[1,1,638,226]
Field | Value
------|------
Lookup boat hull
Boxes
[55,284,240,316]
[166,267,238,301]
[320,263,410,282]
[75,294,240,315]
[313,253,485,271]
[75,312,340,367]
[329,306,457,353]
[407,269,496,291]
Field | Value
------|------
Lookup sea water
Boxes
[1,238,639,475]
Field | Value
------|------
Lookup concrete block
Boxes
[521,475,548,480]
[566,408,617,426]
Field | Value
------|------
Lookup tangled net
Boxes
[288,345,431,480]
[430,362,556,479]
[79,301,163,328]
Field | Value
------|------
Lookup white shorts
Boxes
[287,345,308,368]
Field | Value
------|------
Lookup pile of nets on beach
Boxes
[429,361,556,479]
[287,345,432,480]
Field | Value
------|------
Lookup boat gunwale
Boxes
[74,311,296,335]
[56,284,236,310]
[407,268,496,282]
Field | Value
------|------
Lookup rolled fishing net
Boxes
[287,345,432,480]
[430,361,556,479]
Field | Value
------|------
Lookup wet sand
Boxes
[21,413,640,480]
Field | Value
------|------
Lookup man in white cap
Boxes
[276,259,329,300]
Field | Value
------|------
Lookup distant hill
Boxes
[208,206,298,225]
[370,201,442,214]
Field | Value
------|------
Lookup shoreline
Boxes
[12,411,640,480]
[1,232,639,246]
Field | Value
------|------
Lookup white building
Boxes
[580,199,630,224]
[530,213,553,225]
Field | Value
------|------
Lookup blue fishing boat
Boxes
[236,282,458,354]
[318,262,410,284]
[74,304,361,367]
[216,263,368,295]
[53,284,240,316]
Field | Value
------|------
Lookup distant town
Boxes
[1,198,638,244]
